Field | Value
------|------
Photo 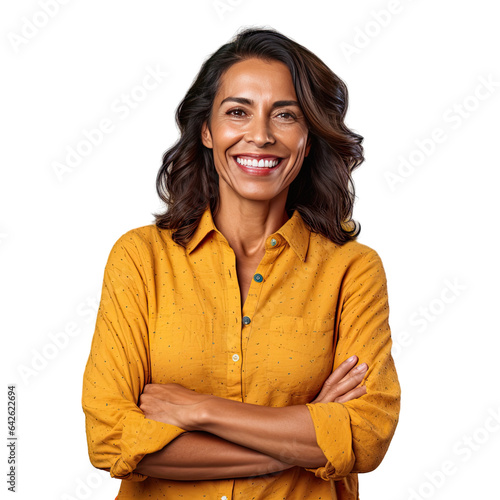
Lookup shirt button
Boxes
[242,316,251,325]
[253,273,263,283]
[270,238,277,246]
[232,354,240,362]
[221,497,228,500]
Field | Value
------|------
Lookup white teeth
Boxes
[235,157,280,168]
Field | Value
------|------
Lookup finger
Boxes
[313,356,359,401]
[336,362,369,385]
[314,357,367,402]
[143,383,164,395]
[315,372,364,403]
[138,393,150,409]
[139,392,160,409]
[334,385,367,404]
[313,363,368,403]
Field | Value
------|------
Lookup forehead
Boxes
[215,58,297,102]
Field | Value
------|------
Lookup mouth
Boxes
[234,155,283,169]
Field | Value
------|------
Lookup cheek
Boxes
[276,127,309,152]
[295,129,310,150]
[212,122,244,149]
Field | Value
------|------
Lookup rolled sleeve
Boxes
[306,247,401,481]
[109,411,184,480]
[81,232,185,480]
[305,402,355,480]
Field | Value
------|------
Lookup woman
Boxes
[82,27,400,499]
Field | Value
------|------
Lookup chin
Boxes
[240,194,276,203]
[238,188,283,202]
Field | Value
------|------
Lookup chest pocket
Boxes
[265,316,335,400]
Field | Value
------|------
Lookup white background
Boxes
[1,1,499,499]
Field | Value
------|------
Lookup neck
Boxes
[214,189,289,258]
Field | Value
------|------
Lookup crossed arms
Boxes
[135,356,368,480]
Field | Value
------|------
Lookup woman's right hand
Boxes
[311,355,368,404]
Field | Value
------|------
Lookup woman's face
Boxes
[201,57,310,205]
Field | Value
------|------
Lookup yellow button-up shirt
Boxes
[82,206,400,500]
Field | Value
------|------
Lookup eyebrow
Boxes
[219,97,300,108]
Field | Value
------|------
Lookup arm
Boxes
[305,248,401,480]
[81,233,186,481]
[135,432,294,480]
[138,356,369,471]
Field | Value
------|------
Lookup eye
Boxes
[275,111,296,121]
[227,108,247,117]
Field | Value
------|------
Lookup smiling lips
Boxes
[235,155,282,169]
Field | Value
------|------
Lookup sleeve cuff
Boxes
[110,411,186,480]
[305,402,355,481]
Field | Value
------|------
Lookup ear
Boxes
[305,134,311,157]
[201,121,213,149]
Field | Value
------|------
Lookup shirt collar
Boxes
[186,206,219,254]
[275,210,310,262]
[186,205,311,262]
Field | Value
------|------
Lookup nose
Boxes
[244,113,275,147]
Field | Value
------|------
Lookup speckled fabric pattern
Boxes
[82,206,400,499]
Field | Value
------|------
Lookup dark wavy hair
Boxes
[154,26,364,246]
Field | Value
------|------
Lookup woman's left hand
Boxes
[139,383,214,430]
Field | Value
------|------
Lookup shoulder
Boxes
[336,240,389,297]
[308,234,389,298]
[106,224,179,266]
[310,232,385,269]
[339,239,385,269]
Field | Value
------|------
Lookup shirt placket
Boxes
[214,233,284,500]
[218,239,244,403]
[240,234,283,401]
[217,480,235,500]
